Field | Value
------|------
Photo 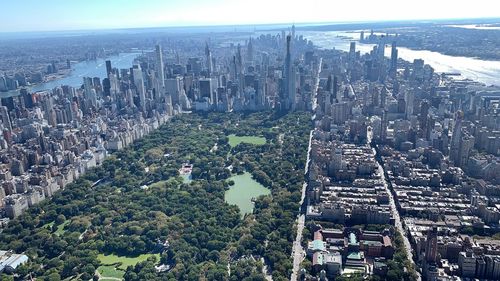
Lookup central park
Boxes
[0,111,312,281]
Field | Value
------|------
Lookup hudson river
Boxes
[1,52,140,97]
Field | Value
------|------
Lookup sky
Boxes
[1,0,499,32]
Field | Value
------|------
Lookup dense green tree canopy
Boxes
[0,111,312,280]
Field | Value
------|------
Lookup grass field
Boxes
[42,220,70,236]
[148,180,167,189]
[97,253,160,280]
[228,134,266,147]
[42,221,54,229]
[98,253,160,270]
[54,220,70,236]
[97,265,125,279]
[149,175,189,189]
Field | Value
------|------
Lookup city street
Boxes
[290,130,313,281]
[372,140,422,281]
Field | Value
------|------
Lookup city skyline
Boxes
[1,0,499,32]
[0,1,499,279]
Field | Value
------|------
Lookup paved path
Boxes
[260,257,273,281]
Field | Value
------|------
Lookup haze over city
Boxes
[0,0,499,32]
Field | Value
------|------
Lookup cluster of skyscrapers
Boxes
[0,23,499,281]
[300,31,500,281]
[0,25,321,223]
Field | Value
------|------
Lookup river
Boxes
[1,52,141,98]
[3,29,499,98]
[302,31,500,86]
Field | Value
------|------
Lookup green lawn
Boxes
[42,221,55,229]
[42,220,70,236]
[148,180,167,189]
[54,220,70,236]
[228,134,266,147]
[181,174,192,184]
[98,253,160,270]
[149,176,188,189]
[98,265,125,279]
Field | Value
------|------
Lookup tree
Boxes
[0,274,14,281]
[207,250,220,262]
[0,112,313,280]
[55,214,66,225]
[44,273,61,281]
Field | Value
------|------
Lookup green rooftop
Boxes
[363,240,383,246]
[311,239,326,251]
[347,251,364,260]
[349,233,358,245]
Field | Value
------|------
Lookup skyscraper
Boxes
[405,91,414,118]
[236,44,244,93]
[381,110,388,142]
[205,42,213,76]
[199,78,216,103]
[132,65,146,112]
[450,110,464,165]
[105,60,112,79]
[419,100,430,137]
[155,44,165,89]
[349,42,356,64]
[0,106,12,131]
[283,35,295,111]
[246,37,254,64]
[377,41,385,61]
[390,41,398,73]
[425,226,438,263]
[166,77,183,106]
[83,77,97,108]
[327,75,338,102]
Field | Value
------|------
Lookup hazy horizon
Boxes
[0,17,499,39]
[1,0,499,33]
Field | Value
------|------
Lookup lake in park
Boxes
[224,172,270,217]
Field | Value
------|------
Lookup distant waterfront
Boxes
[1,52,141,98]
[303,31,500,86]
[447,24,500,30]
[3,28,499,99]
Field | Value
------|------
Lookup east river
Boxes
[302,31,500,86]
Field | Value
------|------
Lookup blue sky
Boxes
[1,0,499,32]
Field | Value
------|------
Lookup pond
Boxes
[225,172,271,217]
